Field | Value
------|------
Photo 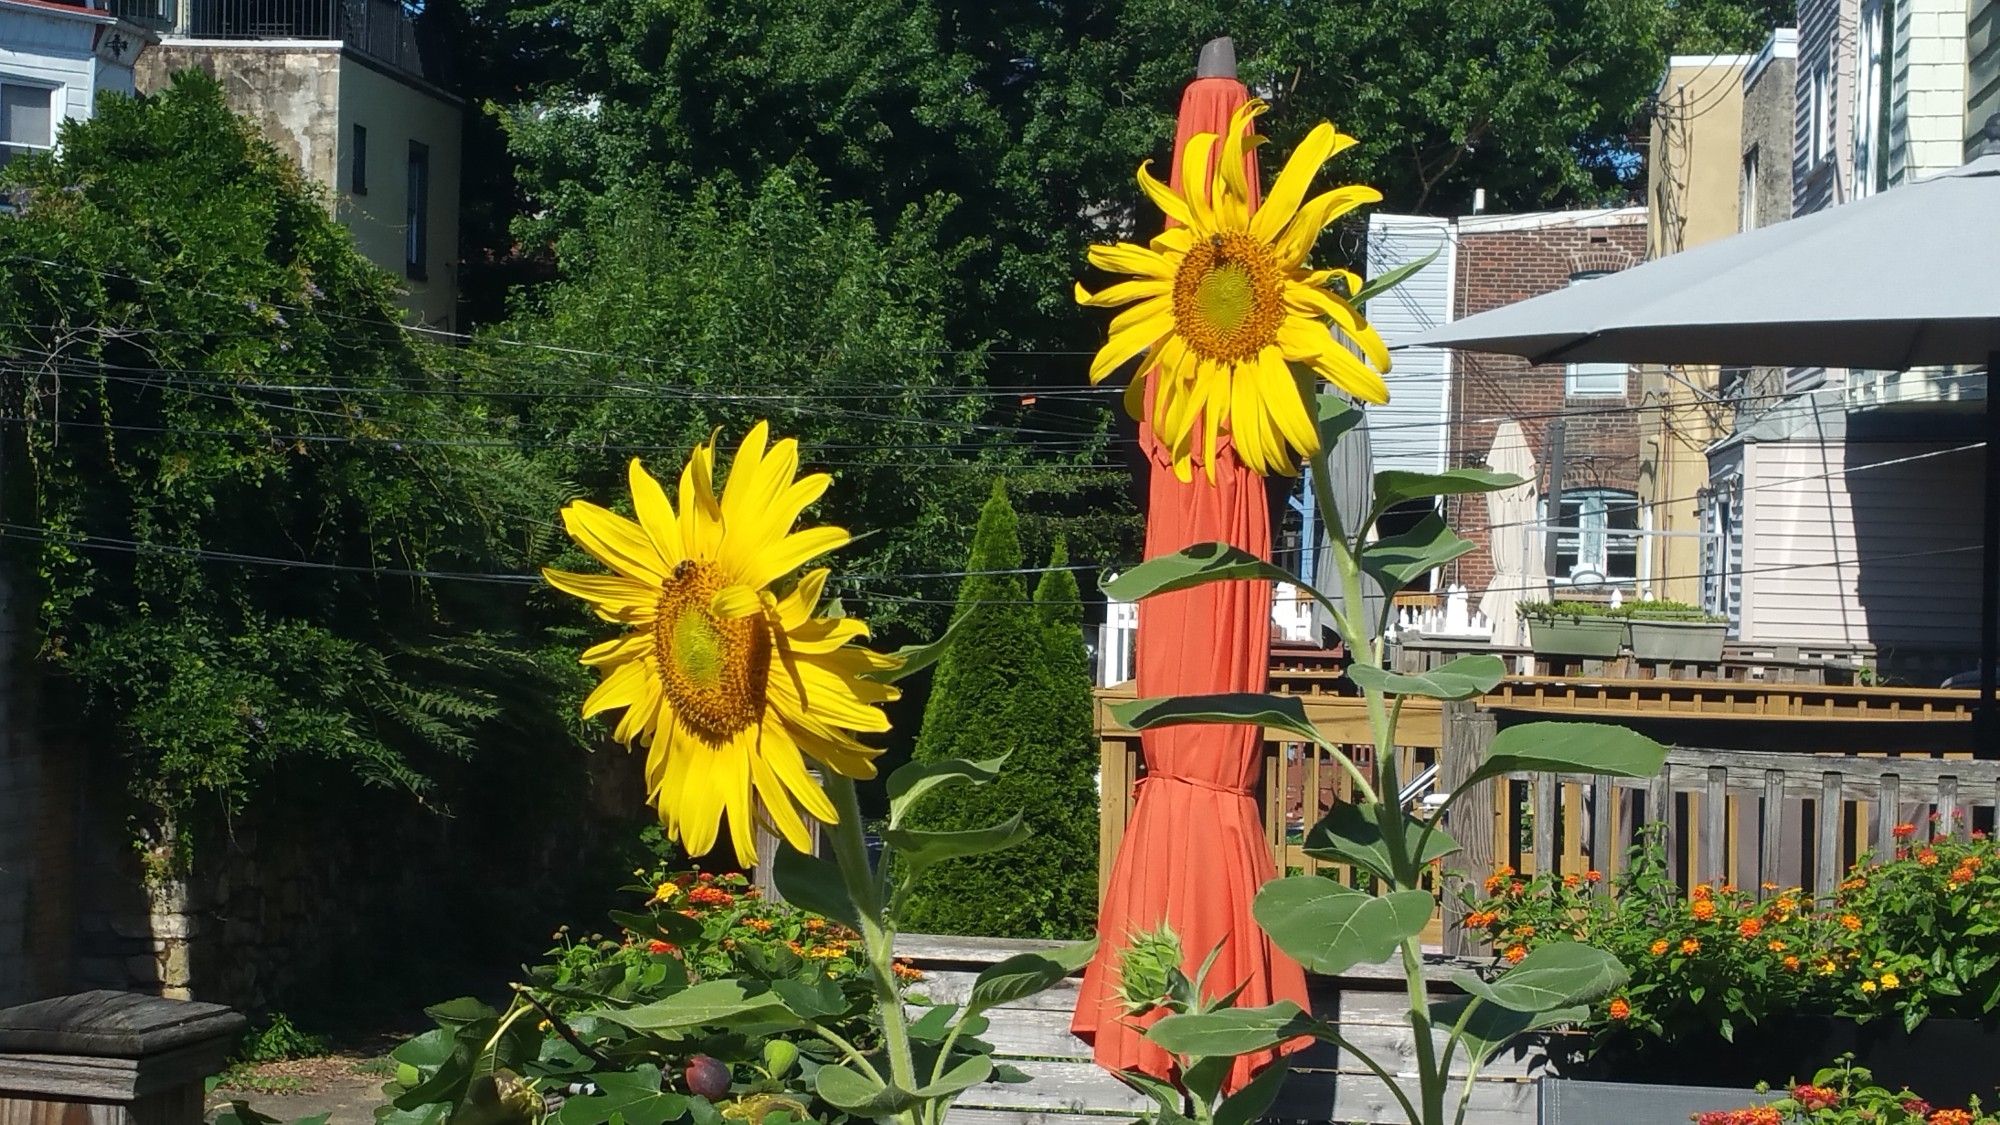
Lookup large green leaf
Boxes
[554,1066,689,1125]
[967,939,1099,1013]
[1252,878,1434,975]
[1354,248,1440,307]
[596,980,796,1034]
[1302,802,1459,882]
[1145,1002,1317,1058]
[772,847,861,928]
[1452,943,1628,1013]
[1313,393,1366,451]
[1346,655,1505,702]
[1370,469,1523,524]
[1454,722,1668,794]
[1109,693,1319,743]
[1361,514,1477,595]
[861,612,964,684]
[1215,1057,1291,1125]
[913,1054,994,1098]
[1431,998,1585,1068]
[885,755,1007,828]
[815,1066,916,1116]
[1102,543,1318,604]
[883,814,1031,876]
[771,976,849,1021]
[609,909,703,946]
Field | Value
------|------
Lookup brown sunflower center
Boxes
[1172,231,1285,363]
[652,560,770,745]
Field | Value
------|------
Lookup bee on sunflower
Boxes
[543,423,898,866]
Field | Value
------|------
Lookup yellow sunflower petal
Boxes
[1074,279,1171,310]
[560,501,670,584]
[1258,347,1320,461]
[678,434,723,560]
[723,729,759,867]
[1251,122,1340,242]
[627,459,684,567]
[1089,310,1173,384]
[543,568,659,623]
[1214,100,1265,221]
[711,584,763,619]
[740,526,852,592]
[581,632,650,667]
[1284,281,1390,370]
[777,569,831,631]
[1310,341,1392,404]
[1275,185,1383,264]
[1179,131,1219,231]
[762,714,840,822]
[750,745,816,854]
[583,657,650,721]
[1136,159,1200,228]
[1150,227,1195,254]
[1087,241,1176,279]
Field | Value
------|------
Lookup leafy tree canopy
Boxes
[0,72,586,861]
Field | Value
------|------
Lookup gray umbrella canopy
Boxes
[1399,152,2000,370]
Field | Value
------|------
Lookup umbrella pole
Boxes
[1984,349,1999,758]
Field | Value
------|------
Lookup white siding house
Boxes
[0,0,151,170]
[1364,214,1455,475]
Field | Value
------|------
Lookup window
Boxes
[1552,489,1640,586]
[1853,0,1884,196]
[1738,145,1759,232]
[350,123,367,195]
[405,141,429,280]
[1563,271,1627,397]
[0,82,56,170]
[1808,62,1830,165]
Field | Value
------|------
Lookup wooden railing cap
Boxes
[0,991,246,1058]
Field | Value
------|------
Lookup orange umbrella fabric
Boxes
[1070,66,1311,1094]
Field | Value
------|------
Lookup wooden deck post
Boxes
[1438,702,1497,956]
[0,991,245,1125]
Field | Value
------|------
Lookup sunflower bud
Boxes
[1116,925,1184,1015]
[761,1039,798,1078]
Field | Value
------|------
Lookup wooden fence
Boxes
[1435,706,2000,952]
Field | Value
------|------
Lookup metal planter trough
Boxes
[1525,616,1627,659]
[1626,618,1728,663]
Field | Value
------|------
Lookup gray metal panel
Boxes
[1538,1078,1775,1124]
[1366,215,1454,475]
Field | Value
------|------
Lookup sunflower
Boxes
[1076,98,1391,481]
[543,423,898,866]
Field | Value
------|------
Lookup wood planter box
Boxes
[1627,618,1727,663]
[1525,617,1626,658]
[1576,1017,2000,1105]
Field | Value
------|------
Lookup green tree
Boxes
[0,73,585,864]
[469,171,1120,638]
[901,484,1098,938]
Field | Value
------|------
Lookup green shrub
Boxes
[236,1012,330,1063]
[898,483,1099,938]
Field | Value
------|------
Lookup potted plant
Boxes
[1519,600,1628,659]
[1626,599,1729,664]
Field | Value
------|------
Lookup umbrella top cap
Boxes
[1197,37,1236,78]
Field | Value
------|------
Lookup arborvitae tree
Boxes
[901,484,1099,938]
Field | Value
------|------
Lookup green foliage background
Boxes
[900,483,1099,939]
[0,74,589,864]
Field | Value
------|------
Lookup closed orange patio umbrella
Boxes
[1071,38,1311,1094]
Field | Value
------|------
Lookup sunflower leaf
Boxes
[883,815,1031,877]
[1361,514,1477,595]
[1102,543,1326,607]
[772,847,861,929]
[863,610,967,683]
[886,755,1009,829]
[1354,248,1440,307]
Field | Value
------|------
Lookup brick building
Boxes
[1443,208,1649,598]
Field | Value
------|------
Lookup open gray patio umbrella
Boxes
[1402,117,2000,748]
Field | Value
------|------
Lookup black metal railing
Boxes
[177,0,425,77]
[107,0,178,28]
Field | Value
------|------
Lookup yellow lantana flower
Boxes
[1077,99,1390,481]
[543,423,899,865]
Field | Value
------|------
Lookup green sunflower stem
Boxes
[823,773,922,1119]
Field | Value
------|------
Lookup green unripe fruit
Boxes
[762,1039,799,1078]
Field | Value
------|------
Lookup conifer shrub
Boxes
[899,483,1099,938]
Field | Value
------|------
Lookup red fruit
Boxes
[685,1055,731,1099]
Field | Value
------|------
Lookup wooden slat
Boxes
[1533,776,1557,878]
[1589,775,1612,880]
[1701,767,1727,884]
[1816,772,1842,895]
[1875,773,1901,858]
[1760,770,1784,895]
[1938,776,1960,839]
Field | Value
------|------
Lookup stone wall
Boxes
[1444,212,1649,597]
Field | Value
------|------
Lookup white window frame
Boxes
[1550,488,1641,588]
[1808,61,1830,165]
[1739,144,1759,232]
[0,79,59,169]
[1563,271,1627,397]
[1853,0,1884,196]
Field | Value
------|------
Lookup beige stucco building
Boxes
[1639,53,1752,603]
[136,4,461,329]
